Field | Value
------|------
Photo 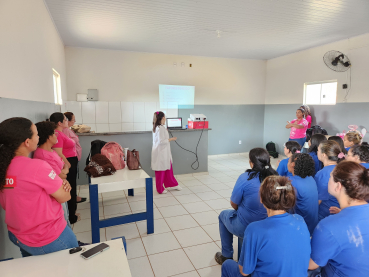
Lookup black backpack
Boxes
[85,139,107,166]
[266,141,279,159]
[306,125,328,142]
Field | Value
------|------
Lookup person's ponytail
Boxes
[0,118,33,191]
[246,148,279,182]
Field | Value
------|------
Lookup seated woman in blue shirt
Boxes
[327,136,347,155]
[222,176,311,277]
[307,134,327,176]
[315,140,345,221]
[215,148,278,265]
[309,161,369,277]
[343,131,362,152]
[345,142,369,169]
[276,141,301,177]
[287,153,319,235]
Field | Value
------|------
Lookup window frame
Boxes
[303,80,337,105]
[52,68,63,105]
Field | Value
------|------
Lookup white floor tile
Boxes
[215,176,237,183]
[148,249,195,277]
[73,218,92,233]
[204,199,231,210]
[197,265,222,277]
[165,214,199,231]
[129,200,148,212]
[173,227,212,247]
[158,205,189,218]
[136,218,171,236]
[75,229,106,243]
[127,193,147,203]
[223,182,236,189]
[128,256,155,277]
[182,202,213,214]
[76,207,103,220]
[181,179,203,187]
[196,191,223,201]
[198,178,221,186]
[201,223,220,241]
[191,210,219,226]
[216,189,233,198]
[154,196,180,207]
[192,172,209,176]
[141,232,181,255]
[208,172,228,178]
[169,187,193,196]
[106,223,140,240]
[102,190,125,198]
[126,238,147,259]
[175,194,202,204]
[183,242,220,269]
[102,196,128,206]
[188,185,213,194]
[170,271,200,277]
[206,183,230,191]
[104,203,131,216]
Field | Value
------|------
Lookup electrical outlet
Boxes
[239,140,242,144]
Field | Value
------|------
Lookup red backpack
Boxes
[101,142,126,170]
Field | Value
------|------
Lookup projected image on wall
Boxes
[159,85,195,109]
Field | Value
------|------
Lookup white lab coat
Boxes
[151,125,173,171]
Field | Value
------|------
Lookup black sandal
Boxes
[77,197,87,203]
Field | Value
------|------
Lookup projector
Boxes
[190,114,207,121]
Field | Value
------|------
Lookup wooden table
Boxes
[89,167,154,243]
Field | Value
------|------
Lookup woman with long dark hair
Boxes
[222,176,310,277]
[215,148,278,265]
[308,134,327,176]
[151,111,181,194]
[328,136,347,155]
[49,112,79,224]
[0,117,78,257]
[309,161,369,277]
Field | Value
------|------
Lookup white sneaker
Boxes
[174,185,182,191]
[162,189,168,194]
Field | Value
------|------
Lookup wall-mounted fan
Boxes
[323,50,351,72]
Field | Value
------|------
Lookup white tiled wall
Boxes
[64,101,178,132]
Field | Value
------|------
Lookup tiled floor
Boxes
[73,153,281,277]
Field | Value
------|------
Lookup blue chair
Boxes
[112,236,127,254]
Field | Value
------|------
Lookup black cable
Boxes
[167,120,206,170]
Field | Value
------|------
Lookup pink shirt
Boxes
[289,118,309,139]
[0,156,66,247]
[53,130,77,158]
[62,128,82,161]
[33,148,64,175]
[306,115,312,128]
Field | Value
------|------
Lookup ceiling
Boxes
[44,0,369,60]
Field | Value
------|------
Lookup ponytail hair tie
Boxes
[338,152,345,159]
[156,111,159,115]
[296,150,301,153]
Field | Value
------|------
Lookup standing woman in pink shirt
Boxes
[286,107,309,147]
[63,112,86,204]
[0,117,78,257]
[300,105,312,128]
[49,113,79,224]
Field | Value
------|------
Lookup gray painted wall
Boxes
[179,105,265,155]
[263,103,369,153]
[0,98,60,260]
[77,130,209,186]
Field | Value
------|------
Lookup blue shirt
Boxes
[230,172,267,227]
[361,163,369,169]
[239,213,311,277]
[289,175,319,235]
[314,165,339,221]
[345,147,351,152]
[311,204,369,277]
[276,158,293,177]
[309,151,323,177]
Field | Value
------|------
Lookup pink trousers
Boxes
[155,163,179,194]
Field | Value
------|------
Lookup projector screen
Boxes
[159,85,195,109]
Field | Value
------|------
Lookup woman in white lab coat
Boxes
[152,111,182,194]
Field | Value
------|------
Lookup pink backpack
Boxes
[101,142,126,170]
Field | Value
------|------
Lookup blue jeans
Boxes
[62,202,71,228]
[219,210,247,258]
[8,225,78,257]
[289,137,306,147]
[222,259,248,277]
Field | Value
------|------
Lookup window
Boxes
[52,69,63,105]
[304,81,337,105]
